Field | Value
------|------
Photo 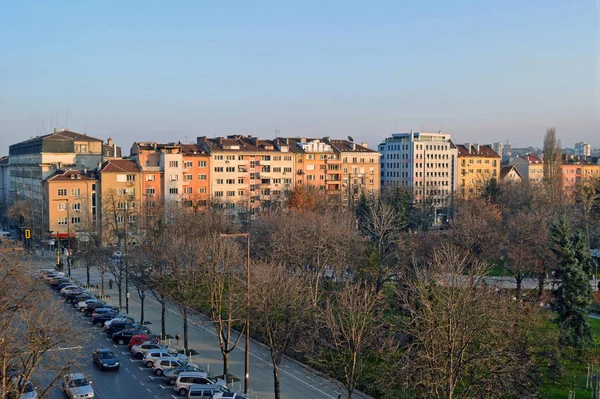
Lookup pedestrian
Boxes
[108,279,114,289]
[175,333,180,345]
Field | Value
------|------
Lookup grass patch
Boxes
[540,317,600,398]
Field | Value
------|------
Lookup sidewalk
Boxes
[29,252,372,399]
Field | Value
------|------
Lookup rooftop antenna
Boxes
[64,109,69,129]
[185,135,189,143]
[55,109,59,130]
[275,129,281,138]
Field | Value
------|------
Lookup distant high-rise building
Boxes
[575,142,592,157]
[378,131,458,209]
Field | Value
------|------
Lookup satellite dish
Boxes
[348,136,354,142]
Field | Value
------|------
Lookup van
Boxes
[174,372,226,396]
[186,384,229,398]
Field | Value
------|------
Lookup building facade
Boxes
[378,131,458,207]
[508,154,544,184]
[456,144,501,199]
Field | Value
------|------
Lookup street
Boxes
[29,252,370,399]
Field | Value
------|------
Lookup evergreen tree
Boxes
[551,217,593,349]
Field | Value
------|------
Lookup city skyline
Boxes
[1,1,598,154]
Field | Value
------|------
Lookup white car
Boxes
[143,349,187,368]
[59,285,80,295]
[103,317,134,328]
[43,272,65,282]
[61,373,94,399]
[211,393,247,399]
[131,341,172,358]
[151,357,186,376]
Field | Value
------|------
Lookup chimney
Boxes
[218,137,223,145]
[254,137,259,147]
[361,142,368,149]
[107,137,113,146]
[53,128,57,133]
[113,144,117,157]
[465,143,472,153]
[473,143,480,153]
[352,143,356,150]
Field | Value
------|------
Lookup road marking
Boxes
[146,388,152,393]
[148,375,155,380]
[154,396,160,399]
[139,381,145,386]
[122,351,129,355]
[160,385,169,389]
[132,374,137,379]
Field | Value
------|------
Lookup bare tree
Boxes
[0,253,83,399]
[250,261,312,399]
[543,127,563,202]
[397,245,540,399]
[308,282,394,399]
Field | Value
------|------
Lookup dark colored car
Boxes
[91,307,119,317]
[64,290,88,302]
[50,279,71,289]
[83,302,108,316]
[68,294,94,305]
[112,329,148,345]
[92,348,120,371]
[106,322,149,336]
[91,312,125,328]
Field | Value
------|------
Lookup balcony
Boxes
[326,158,343,165]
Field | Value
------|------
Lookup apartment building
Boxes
[43,170,98,243]
[130,142,211,209]
[283,137,334,193]
[378,131,458,207]
[198,135,294,213]
[508,154,544,183]
[8,129,105,238]
[327,139,381,204]
[575,142,592,158]
[456,143,501,199]
[499,165,523,184]
[98,159,142,246]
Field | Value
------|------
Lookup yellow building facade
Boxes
[456,144,501,199]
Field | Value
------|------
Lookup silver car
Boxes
[143,349,187,368]
[62,373,94,399]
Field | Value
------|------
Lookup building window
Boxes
[198,160,207,167]
[198,174,207,180]
[169,175,178,181]
[273,167,281,173]
[71,217,81,225]
[72,202,81,211]
[71,188,81,196]
[146,188,155,195]
[307,154,315,160]
[238,190,245,196]
[226,167,235,172]
[283,178,292,184]
[184,161,193,168]
[238,155,244,160]
[215,179,223,184]
[58,217,68,225]
[116,216,124,224]
[169,161,179,167]
[58,203,67,211]
[169,188,178,194]
[226,191,235,197]
[215,155,223,160]
[146,174,155,181]
[127,174,136,181]
[128,215,135,223]
[284,167,292,173]
[226,179,235,184]
[214,167,224,172]
[184,187,192,194]
[238,178,244,184]
[284,156,292,161]
[199,187,206,194]
[184,174,193,181]
[214,191,224,197]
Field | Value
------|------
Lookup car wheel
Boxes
[80,308,85,312]
[179,388,187,396]
[154,369,163,376]
[118,339,125,345]
[145,361,154,368]
[96,321,104,328]
[135,353,143,359]
[169,378,175,385]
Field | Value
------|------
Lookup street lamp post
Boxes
[220,232,250,394]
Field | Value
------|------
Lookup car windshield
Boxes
[99,351,115,359]
[68,378,89,388]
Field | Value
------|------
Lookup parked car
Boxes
[83,302,109,316]
[50,279,71,289]
[128,334,155,350]
[131,342,173,359]
[173,372,225,396]
[68,294,94,306]
[104,316,134,328]
[186,386,229,398]
[143,349,187,368]
[92,349,120,371]
[211,393,247,399]
[2,375,38,399]
[164,363,205,385]
[111,329,148,345]
[61,373,94,398]
[152,357,186,376]
[91,312,122,328]
[105,321,149,336]
[59,285,80,295]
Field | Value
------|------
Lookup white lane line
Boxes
[132,374,137,379]
[139,381,145,386]
[146,388,152,393]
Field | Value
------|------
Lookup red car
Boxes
[128,334,160,350]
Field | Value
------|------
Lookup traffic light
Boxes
[24,229,31,239]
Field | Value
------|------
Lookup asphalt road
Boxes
[29,253,371,399]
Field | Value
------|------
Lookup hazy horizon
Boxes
[1,1,598,154]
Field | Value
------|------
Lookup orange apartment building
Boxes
[130,142,211,211]
[98,159,143,246]
[43,169,98,244]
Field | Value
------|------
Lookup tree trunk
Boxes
[117,282,123,309]
[183,307,188,352]
[161,297,166,340]
[538,271,546,297]
[515,275,523,301]
[140,295,145,325]
[100,269,105,296]
[273,362,281,399]
[222,351,229,381]
[86,265,90,286]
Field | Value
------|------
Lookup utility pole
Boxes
[220,233,250,394]
[124,197,130,314]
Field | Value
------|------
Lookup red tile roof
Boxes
[44,130,103,142]
[100,159,140,173]
[521,154,542,164]
[500,165,523,180]
[45,169,97,182]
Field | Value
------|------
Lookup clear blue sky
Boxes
[0,0,598,154]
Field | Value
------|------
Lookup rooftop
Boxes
[456,144,500,158]
[99,159,140,173]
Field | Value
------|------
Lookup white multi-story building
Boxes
[575,142,592,158]
[378,131,458,207]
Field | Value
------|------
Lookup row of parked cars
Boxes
[40,268,246,399]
